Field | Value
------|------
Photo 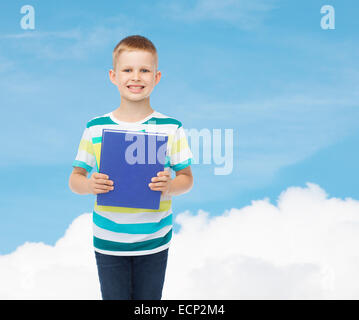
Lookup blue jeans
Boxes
[94,248,169,300]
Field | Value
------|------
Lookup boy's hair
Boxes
[112,35,158,72]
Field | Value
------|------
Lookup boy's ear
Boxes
[109,69,117,85]
[155,70,161,85]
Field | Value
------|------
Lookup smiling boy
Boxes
[68,35,194,300]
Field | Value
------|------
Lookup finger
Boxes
[151,177,166,183]
[95,173,110,180]
[157,171,170,177]
[149,182,167,188]
[96,178,114,185]
[155,181,167,187]
[95,183,114,190]
[150,187,165,192]
[94,188,110,194]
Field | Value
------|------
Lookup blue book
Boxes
[97,129,168,209]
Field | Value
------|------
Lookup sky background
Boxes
[0,0,359,299]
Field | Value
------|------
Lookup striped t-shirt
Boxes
[72,110,193,256]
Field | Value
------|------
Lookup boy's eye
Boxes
[123,69,150,72]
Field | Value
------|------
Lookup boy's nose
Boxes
[132,70,141,80]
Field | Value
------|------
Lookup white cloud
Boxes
[4,26,126,61]
[0,214,100,299]
[0,14,135,61]
[0,30,82,40]
[158,0,278,29]
[1,182,359,299]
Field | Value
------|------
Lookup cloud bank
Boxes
[1,182,359,299]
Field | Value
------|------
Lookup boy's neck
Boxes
[113,98,154,123]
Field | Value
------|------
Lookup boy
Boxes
[68,35,194,300]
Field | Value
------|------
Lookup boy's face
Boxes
[109,50,161,102]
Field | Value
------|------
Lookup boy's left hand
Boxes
[148,170,172,196]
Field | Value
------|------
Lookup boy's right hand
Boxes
[87,172,114,194]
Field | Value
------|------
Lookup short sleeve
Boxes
[169,126,194,172]
[72,126,96,173]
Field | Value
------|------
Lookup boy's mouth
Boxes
[127,85,145,93]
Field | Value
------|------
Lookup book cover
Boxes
[97,129,168,209]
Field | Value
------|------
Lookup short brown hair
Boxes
[112,35,158,71]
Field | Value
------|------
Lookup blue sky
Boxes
[0,0,358,254]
